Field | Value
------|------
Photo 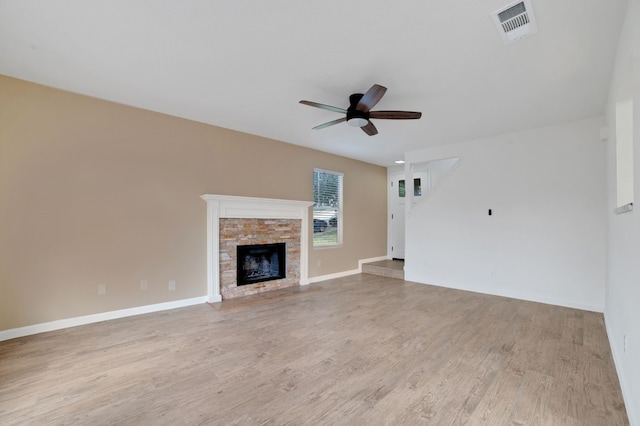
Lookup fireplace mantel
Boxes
[201,194,314,302]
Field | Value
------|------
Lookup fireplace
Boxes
[237,243,286,286]
[201,194,314,302]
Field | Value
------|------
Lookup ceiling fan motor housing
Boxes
[347,93,369,126]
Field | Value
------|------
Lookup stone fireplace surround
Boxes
[201,195,314,302]
[220,218,298,299]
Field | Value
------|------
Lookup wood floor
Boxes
[0,274,629,425]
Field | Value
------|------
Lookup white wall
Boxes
[404,116,607,312]
[605,0,640,423]
[387,159,460,259]
[412,157,459,194]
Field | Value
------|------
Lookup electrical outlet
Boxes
[490,271,497,279]
[98,283,106,296]
[168,280,176,291]
[140,279,148,290]
[624,334,628,354]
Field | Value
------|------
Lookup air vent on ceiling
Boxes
[491,0,538,44]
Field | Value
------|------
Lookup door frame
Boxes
[387,165,432,260]
[388,171,407,259]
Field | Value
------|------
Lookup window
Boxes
[398,178,422,197]
[313,169,343,247]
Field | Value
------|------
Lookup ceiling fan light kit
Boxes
[348,117,368,128]
[299,84,422,136]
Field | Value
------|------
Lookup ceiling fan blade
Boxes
[355,84,387,112]
[299,100,347,114]
[361,121,378,136]
[369,110,422,120]
[312,117,347,130]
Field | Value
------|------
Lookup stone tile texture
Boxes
[219,218,301,299]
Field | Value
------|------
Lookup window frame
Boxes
[312,168,343,248]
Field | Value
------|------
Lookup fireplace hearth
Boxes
[237,243,286,286]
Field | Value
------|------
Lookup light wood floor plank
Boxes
[0,274,629,425]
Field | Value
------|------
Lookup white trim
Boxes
[308,256,390,284]
[0,296,208,342]
[201,195,314,302]
[308,269,360,283]
[408,279,603,313]
[358,256,389,270]
[604,316,634,425]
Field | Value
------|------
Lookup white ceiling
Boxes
[0,0,628,166]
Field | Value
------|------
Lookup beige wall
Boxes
[0,75,387,330]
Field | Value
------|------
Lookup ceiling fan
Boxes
[299,84,422,136]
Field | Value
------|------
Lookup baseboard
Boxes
[604,315,636,426]
[307,268,360,284]
[358,256,389,270]
[0,296,208,342]
[307,255,389,284]
[406,278,603,313]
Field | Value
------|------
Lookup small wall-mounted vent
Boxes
[491,0,538,44]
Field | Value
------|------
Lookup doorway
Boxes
[389,170,430,260]
[390,173,406,259]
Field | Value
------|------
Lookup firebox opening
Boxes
[237,243,286,286]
